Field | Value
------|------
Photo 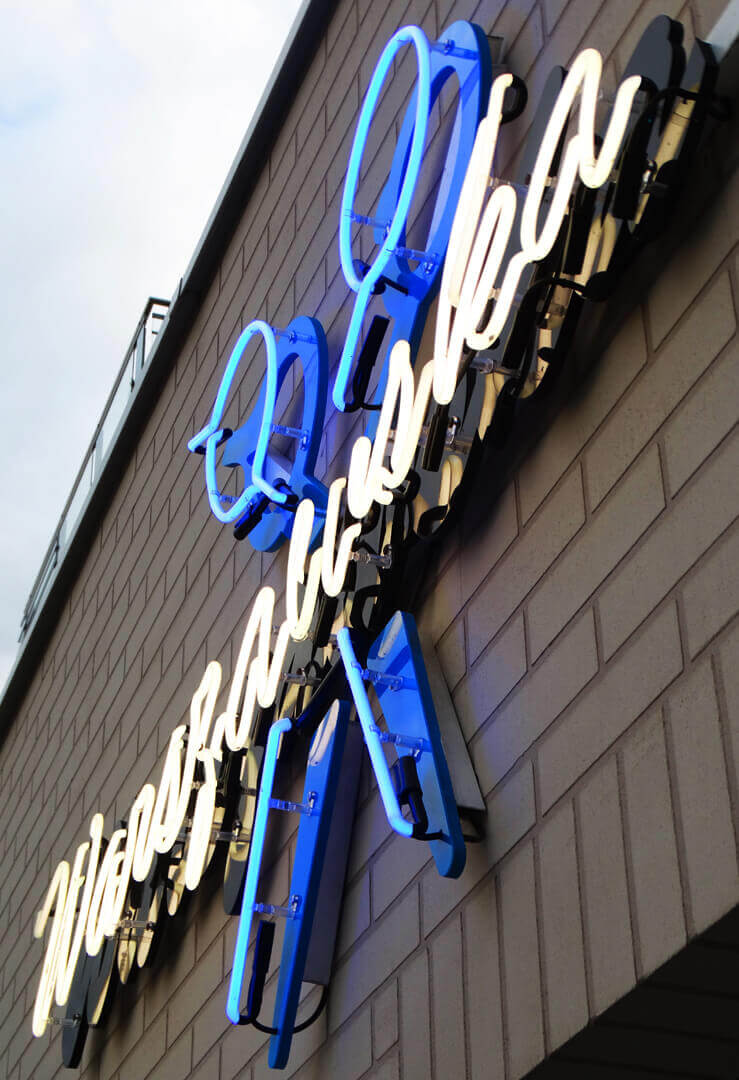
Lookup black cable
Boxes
[247,985,329,1035]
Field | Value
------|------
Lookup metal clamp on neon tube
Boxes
[188,315,329,552]
[337,612,466,877]
[334,21,492,425]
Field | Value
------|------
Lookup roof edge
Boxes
[0,0,339,730]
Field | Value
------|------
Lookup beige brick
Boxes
[369,1054,399,1080]
[669,660,739,933]
[220,977,273,1078]
[154,1028,191,1080]
[463,880,505,1080]
[489,0,537,43]
[539,801,588,1050]
[336,873,370,959]
[5,1009,31,1078]
[717,618,739,787]
[539,602,683,810]
[529,446,665,659]
[543,0,567,32]
[167,938,223,1046]
[663,339,739,496]
[468,468,585,663]
[192,884,230,963]
[0,997,24,1074]
[614,0,687,80]
[329,889,420,1032]
[499,843,544,1078]
[189,1046,220,1080]
[416,558,462,646]
[371,830,430,919]
[600,428,739,658]
[421,761,536,935]
[144,923,195,1026]
[622,712,686,974]
[277,1006,370,1080]
[347,790,392,880]
[192,988,230,1067]
[459,480,518,606]
[586,273,736,508]
[436,619,466,690]
[399,949,431,1080]
[472,609,597,796]
[519,0,602,125]
[578,758,635,1015]
[682,523,739,659]
[647,168,739,347]
[16,1030,45,1080]
[693,0,735,35]
[19,1031,58,1080]
[452,613,526,742]
[510,4,544,75]
[430,916,466,1079]
[372,979,398,1060]
[99,997,145,1080]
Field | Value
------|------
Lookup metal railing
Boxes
[19,298,170,642]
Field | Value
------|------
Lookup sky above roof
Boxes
[0,0,303,693]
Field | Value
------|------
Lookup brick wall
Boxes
[1,1,737,1079]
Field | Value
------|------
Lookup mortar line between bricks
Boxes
[589,333,736,511]
[648,243,738,359]
[427,925,438,1080]
[616,730,645,982]
[531,830,552,1056]
[495,859,511,1080]
[655,437,672,507]
[606,498,739,659]
[521,604,531,683]
[571,788,596,1023]
[528,258,735,528]
[580,449,597,519]
[459,899,472,1080]
[530,428,738,671]
[728,238,739,316]
[504,4,545,81]
[521,598,687,814]
[540,0,564,36]
[710,643,739,864]
[347,864,525,1058]
[674,584,692,675]
[660,702,695,939]
[457,462,586,642]
[467,614,601,781]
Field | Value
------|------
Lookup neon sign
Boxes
[188,316,329,549]
[335,20,492,422]
[31,13,722,1072]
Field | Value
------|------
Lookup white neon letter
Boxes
[433,73,513,404]
[286,499,323,641]
[321,479,361,597]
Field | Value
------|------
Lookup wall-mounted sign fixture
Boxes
[189,315,329,549]
[31,13,724,1072]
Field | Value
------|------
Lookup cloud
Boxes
[0,0,302,693]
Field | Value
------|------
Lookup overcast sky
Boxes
[0,0,303,693]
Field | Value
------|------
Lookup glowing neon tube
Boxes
[336,628,414,838]
[226,716,292,1024]
[334,25,431,411]
[187,320,288,522]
